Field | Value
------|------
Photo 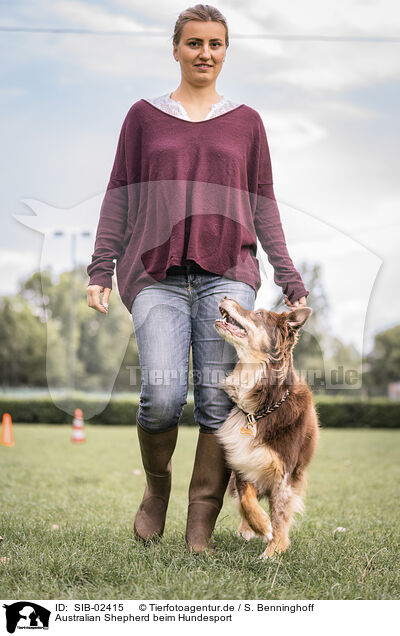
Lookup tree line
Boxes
[0,263,395,396]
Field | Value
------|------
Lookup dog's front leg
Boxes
[235,476,273,542]
[260,474,295,559]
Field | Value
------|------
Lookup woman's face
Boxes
[173,20,227,85]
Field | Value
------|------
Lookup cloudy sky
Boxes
[1,0,399,358]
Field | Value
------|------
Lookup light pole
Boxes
[54,229,92,392]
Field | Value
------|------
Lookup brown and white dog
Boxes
[214,296,319,559]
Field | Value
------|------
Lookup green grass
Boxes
[0,426,399,599]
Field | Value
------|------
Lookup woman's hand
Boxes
[283,295,307,309]
[87,285,111,314]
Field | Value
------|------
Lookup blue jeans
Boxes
[131,265,256,433]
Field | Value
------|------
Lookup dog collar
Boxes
[239,388,290,435]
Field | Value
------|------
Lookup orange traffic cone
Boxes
[1,413,15,447]
[71,408,85,443]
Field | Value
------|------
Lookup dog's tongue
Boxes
[215,315,247,337]
[227,322,247,338]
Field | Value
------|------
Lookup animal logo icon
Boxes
[2,602,51,633]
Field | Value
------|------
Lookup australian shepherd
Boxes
[214,296,319,559]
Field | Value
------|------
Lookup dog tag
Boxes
[240,414,257,437]
[240,424,256,436]
[240,417,257,437]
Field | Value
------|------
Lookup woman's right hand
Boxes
[87,285,111,314]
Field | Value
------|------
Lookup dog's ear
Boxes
[287,306,312,330]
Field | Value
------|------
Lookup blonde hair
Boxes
[172,4,229,48]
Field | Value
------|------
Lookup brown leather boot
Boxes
[133,413,178,541]
[185,430,232,554]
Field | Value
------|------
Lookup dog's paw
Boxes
[259,544,281,560]
[262,528,274,543]
[238,528,256,541]
[237,521,256,541]
[260,537,289,559]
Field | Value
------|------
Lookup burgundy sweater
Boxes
[87,99,309,312]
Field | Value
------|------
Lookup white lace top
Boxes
[142,92,243,121]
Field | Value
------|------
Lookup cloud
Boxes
[266,40,400,91]
[259,109,327,150]
[4,0,399,90]
[0,248,38,294]
[234,0,400,36]
[19,0,156,32]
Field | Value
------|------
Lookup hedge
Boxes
[0,396,400,428]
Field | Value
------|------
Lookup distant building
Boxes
[388,382,400,400]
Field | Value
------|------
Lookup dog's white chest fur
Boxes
[216,406,284,490]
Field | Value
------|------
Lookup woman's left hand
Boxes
[283,295,307,309]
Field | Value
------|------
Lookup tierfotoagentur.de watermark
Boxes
[126,364,361,390]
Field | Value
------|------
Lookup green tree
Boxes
[363,324,400,396]
[324,336,362,395]
[0,296,47,387]
[2,265,140,392]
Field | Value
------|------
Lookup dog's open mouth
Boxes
[215,306,248,338]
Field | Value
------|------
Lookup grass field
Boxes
[0,425,399,600]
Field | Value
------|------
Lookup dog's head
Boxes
[214,296,312,365]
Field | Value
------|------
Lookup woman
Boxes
[87,4,309,554]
